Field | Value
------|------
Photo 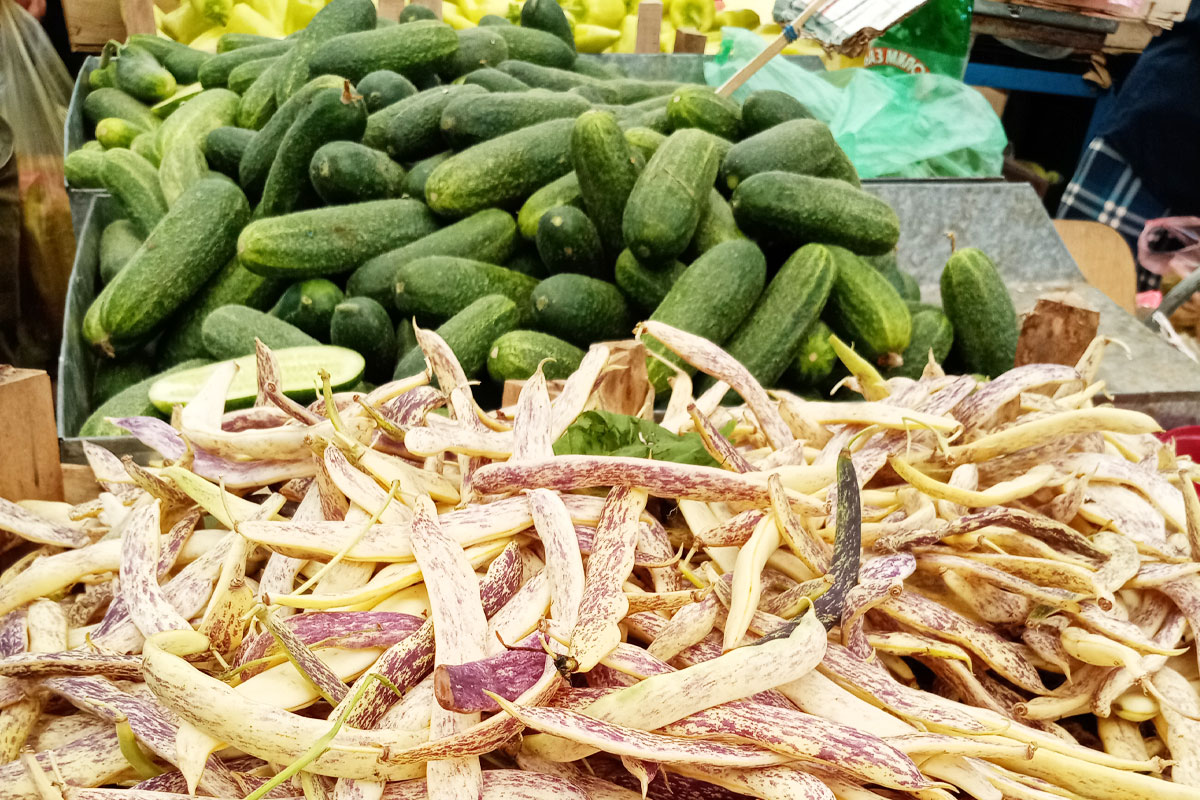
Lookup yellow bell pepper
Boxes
[574,22,621,51]
[162,3,212,43]
[667,0,713,31]
[713,7,757,28]
[190,0,232,25]
[187,25,229,51]
[615,14,637,51]
[246,0,288,30]
[442,2,474,28]
[658,18,675,51]
[226,3,285,37]
[284,0,323,33]
[583,0,625,28]
[461,0,510,23]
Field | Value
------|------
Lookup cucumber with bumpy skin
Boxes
[64,149,106,189]
[363,84,487,162]
[491,27,575,68]
[440,90,591,149]
[92,359,154,406]
[98,149,168,237]
[395,256,538,324]
[488,330,584,383]
[95,117,143,149]
[399,3,437,21]
[519,0,575,53]
[404,151,451,199]
[461,67,530,93]
[940,247,1017,378]
[258,83,368,217]
[331,296,398,381]
[130,133,160,167]
[79,359,211,437]
[889,307,954,379]
[393,294,520,379]
[238,74,344,198]
[535,205,605,278]
[83,88,160,132]
[731,172,899,257]
[447,27,510,78]
[99,219,144,284]
[614,249,686,313]
[228,56,282,95]
[623,128,720,266]
[644,239,766,392]
[202,305,320,360]
[348,208,518,306]
[357,70,418,112]
[274,0,379,104]
[685,189,741,260]
[84,178,250,354]
[307,20,460,83]
[518,171,580,240]
[573,110,641,257]
[825,245,912,362]
[531,273,630,347]
[784,320,837,391]
[720,120,855,191]
[239,198,439,278]
[127,34,211,84]
[203,126,255,179]
[666,86,740,140]
[199,39,294,88]
[269,279,346,340]
[309,141,407,204]
[115,45,177,104]
[740,89,812,136]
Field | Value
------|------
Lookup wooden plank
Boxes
[62,0,128,52]
[970,14,1108,51]
[61,465,101,505]
[672,28,706,53]
[378,0,405,21]
[0,368,63,503]
[1053,219,1138,314]
[120,0,156,35]
[635,2,663,53]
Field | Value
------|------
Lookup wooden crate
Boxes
[63,0,156,52]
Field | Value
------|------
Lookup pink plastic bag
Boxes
[1138,216,1200,277]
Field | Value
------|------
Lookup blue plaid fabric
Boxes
[1057,138,1171,291]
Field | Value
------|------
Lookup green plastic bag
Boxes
[705,28,1006,179]
[864,0,973,79]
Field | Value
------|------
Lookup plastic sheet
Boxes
[705,28,1007,179]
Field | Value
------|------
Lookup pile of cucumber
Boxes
[67,0,1019,437]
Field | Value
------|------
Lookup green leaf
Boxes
[552,410,729,469]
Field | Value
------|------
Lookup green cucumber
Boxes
[572,109,640,257]
[644,239,766,391]
[623,126,665,162]
[740,89,812,136]
[83,88,159,132]
[99,219,145,284]
[156,259,285,366]
[202,304,320,360]
[257,83,368,217]
[217,32,278,52]
[84,178,250,354]
[518,171,580,240]
[535,205,605,278]
[199,40,293,88]
[623,128,720,266]
[720,120,856,191]
[607,80,682,104]
[115,45,177,104]
[394,256,538,324]
[269,278,346,339]
[685,189,741,260]
[889,307,953,379]
[239,198,439,278]
[425,117,574,217]
[149,346,364,412]
[274,0,379,104]
[238,61,286,130]
[156,88,240,205]
[939,247,1017,378]
[477,14,511,25]
[530,273,630,346]
[309,141,407,204]
[396,317,418,361]
[357,69,418,112]
[89,64,116,90]
[238,74,345,197]
[150,84,204,119]
[404,151,451,198]
[440,90,591,149]
[362,84,487,163]
[228,56,282,95]
[64,149,106,188]
[719,243,835,388]
[348,208,518,305]
[825,245,912,361]
[495,61,612,98]
[92,358,154,406]
[491,27,575,68]
[130,132,161,166]
[784,320,836,390]
[504,247,550,279]
[866,252,921,302]
[613,248,686,314]
[461,67,530,92]
[730,172,900,256]
[126,36,211,84]
[447,27,510,78]
[203,126,255,179]
[331,296,398,381]
[309,20,458,82]
[666,86,740,140]
[79,358,211,437]
[488,330,584,382]
[570,57,620,80]
[519,0,575,53]
[95,117,143,149]
[399,3,438,21]
[393,294,520,379]
[98,149,168,237]
[896,270,920,303]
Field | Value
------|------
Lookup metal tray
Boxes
[65,55,108,240]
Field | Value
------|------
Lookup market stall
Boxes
[5,0,1200,797]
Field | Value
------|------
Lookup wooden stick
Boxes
[716,0,833,97]
[119,0,156,36]
[673,28,706,53]
[378,0,404,21]
[635,2,663,53]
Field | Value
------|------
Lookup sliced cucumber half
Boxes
[148,345,365,413]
